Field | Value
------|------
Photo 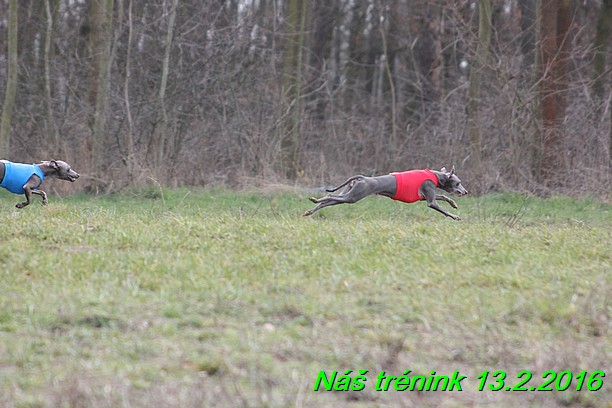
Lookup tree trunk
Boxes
[518,0,537,68]
[44,0,60,152]
[555,0,571,135]
[155,0,179,177]
[306,0,337,122]
[467,0,492,168]
[0,0,19,157]
[538,0,573,185]
[279,0,309,179]
[88,0,115,184]
[123,0,135,177]
[377,0,397,151]
[592,0,612,100]
[538,0,559,184]
[591,0,612,169]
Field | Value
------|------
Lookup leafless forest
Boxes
[0,0,610,195]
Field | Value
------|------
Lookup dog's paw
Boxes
[41,199,49,206]
[309,197,319,203]
[451,214,461,221]
[15,203,26,209]
[449,199,458,209]
[303,210,312,216]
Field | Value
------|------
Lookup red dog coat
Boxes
[390,169,439,203]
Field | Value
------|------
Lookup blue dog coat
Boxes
[0,160,44,194]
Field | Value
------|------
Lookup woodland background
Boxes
[0,0,610,195]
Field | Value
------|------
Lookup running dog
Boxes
[304,167,467,220]
[0,160,80,208]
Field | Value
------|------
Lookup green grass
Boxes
[0,188,610,407]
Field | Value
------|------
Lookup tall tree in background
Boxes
[467,0,492,168]
[592,0,612,167]
[518,0,537,69]
[88,0,115,182]
[0,0,19,157]
[154,0,179,176]
[44,0,60,151]
[280,0,309,179]
[306,0,337,122]
[592,0,612,100]
[123,0,136,177]
[537,0,573,184]
[377,0,398,148]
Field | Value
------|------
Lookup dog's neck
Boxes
[430,170,449,187]
[35,161,57,178]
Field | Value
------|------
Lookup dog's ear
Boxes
[440,167,447,173]
[49,160,60,170]
[449,165,455,176]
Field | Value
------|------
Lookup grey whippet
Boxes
[304,166,468,220]
[0,160,80,208]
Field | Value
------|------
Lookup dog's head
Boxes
[47,160,80,182]
[438,166,467,196]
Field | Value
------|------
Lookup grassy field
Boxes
[0,188,610,408]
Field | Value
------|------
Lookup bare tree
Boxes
[538,0,573,185]
[592,0,612,100]
[43,0,60,151]
[0,0,19,157]
[123,0,136,177]
[279,0,309,179]
[87,0,115,184]
[467,0,492,168]
[377,0,398,150]
[154,0,179,178]
[591,0,612,167]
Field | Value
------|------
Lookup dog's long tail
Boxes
[325,175,363,192]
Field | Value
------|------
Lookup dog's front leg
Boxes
[427,199,461,220]
[16,176,44,209]
[436,194,458,209]
[427,201,461,221]
[16,186,33,209]
[421,182,461,220]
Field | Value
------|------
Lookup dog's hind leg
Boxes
[309,196,325,203]
[32,190,49,205]
[304,178,375,216]
[308,177,360,204]
[304,196,351,216]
